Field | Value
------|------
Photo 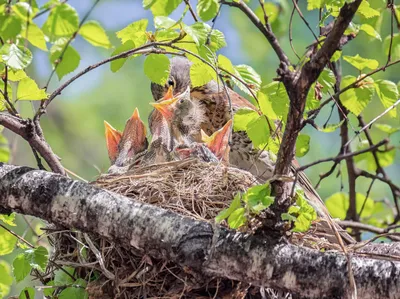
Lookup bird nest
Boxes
[42,159,338,298]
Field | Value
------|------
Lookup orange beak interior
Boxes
[163,85,174,101]
[104,120,122,163]
[202,120,232,162]
[150,96,179,122]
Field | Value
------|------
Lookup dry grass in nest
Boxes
[44,159,340,298]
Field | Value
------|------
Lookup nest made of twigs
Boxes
[42,159,339,298]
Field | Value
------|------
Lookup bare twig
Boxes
[344,98,400,148]
[33,0,68,20]
[0,113,65,174]
[308,59,400,118]
[338,220,400,242]
[297,139,388,172]
[44,0,100,90]
[183,0,198,22]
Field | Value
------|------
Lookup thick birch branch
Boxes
[0,163,399,298]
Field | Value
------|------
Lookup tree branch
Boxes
[300,0,363,86]
[0,113,65,175]
[0,163,400,298]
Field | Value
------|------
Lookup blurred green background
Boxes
[2,0,400,296]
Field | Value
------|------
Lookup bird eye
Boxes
[167,77,175,87]
[179,99,185,104]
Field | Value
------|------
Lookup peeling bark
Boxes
[0,163,399,298]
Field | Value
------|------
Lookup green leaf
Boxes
[246,116,270,149]
[218,54,234,74]
[189,62,216,87]
[233,64,261,95]
[0,213,16,226]
[17,77,47,100]
[357,0,380,19]
[228,207,246,229]
[19,287,35,299]
[0,261,12,298]
[21,23,47,51]
[307,0,325,10]
[154,16,178,29]
[262,82,289,120]
[254,3,280,24]
[143,0,157,9]
[54,266,75,285]
[233,108,260,132]
[207,29,226,52]
[42,280,55,297]
[244,184,273,212]
[12,3,37,22]
[306,83,320,111]
[24,246,48,272]
[0,14,22,40]
[197,0,219,22]
[325,192,375,220]
[281,212,297,222]
[360,24,381,41]
[79,20,111,49]
[331,50,342,62]
[0,226,17,255]
[374,80,399,118]
[116,19,148,46]
[383,33,400,61]
[318,120,345,133]
[59,278,87,299]
[375,123,400,135]
[184,22,208,46]
[0,44,32,70]
[50,45,80,80]
[318,68,335,94]
[258,90,278,120]
[340,75,375,115]
[0,133,10,163]
[216,193,242,222]
[150,0,181,16]
[143,54,170,85]
[7,69,27,81]
[42,3,79,40]
[110,41,136,73]
[354,140,396,171]
[295,134,310,157]
[343,54,379,71]
[13,254,32,282]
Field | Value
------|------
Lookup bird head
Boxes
[150,57,192,101]
[201,119,232,163]
[149,86,191,123]
[114,108,148,167]
[104,121,122,164]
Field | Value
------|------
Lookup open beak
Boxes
[104,120,122,163]
[163,85,174,101]
[150,96,179,122]
[115,108,148,166]
[202,119,232,162]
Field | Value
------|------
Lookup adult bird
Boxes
[105,108,148,174]
[150,56,355,244]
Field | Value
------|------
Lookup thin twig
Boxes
[344,98,400,148]
[183,0,198,22]
[297,139,388,172]
[33,0,68,19]
[44,0,100,91]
